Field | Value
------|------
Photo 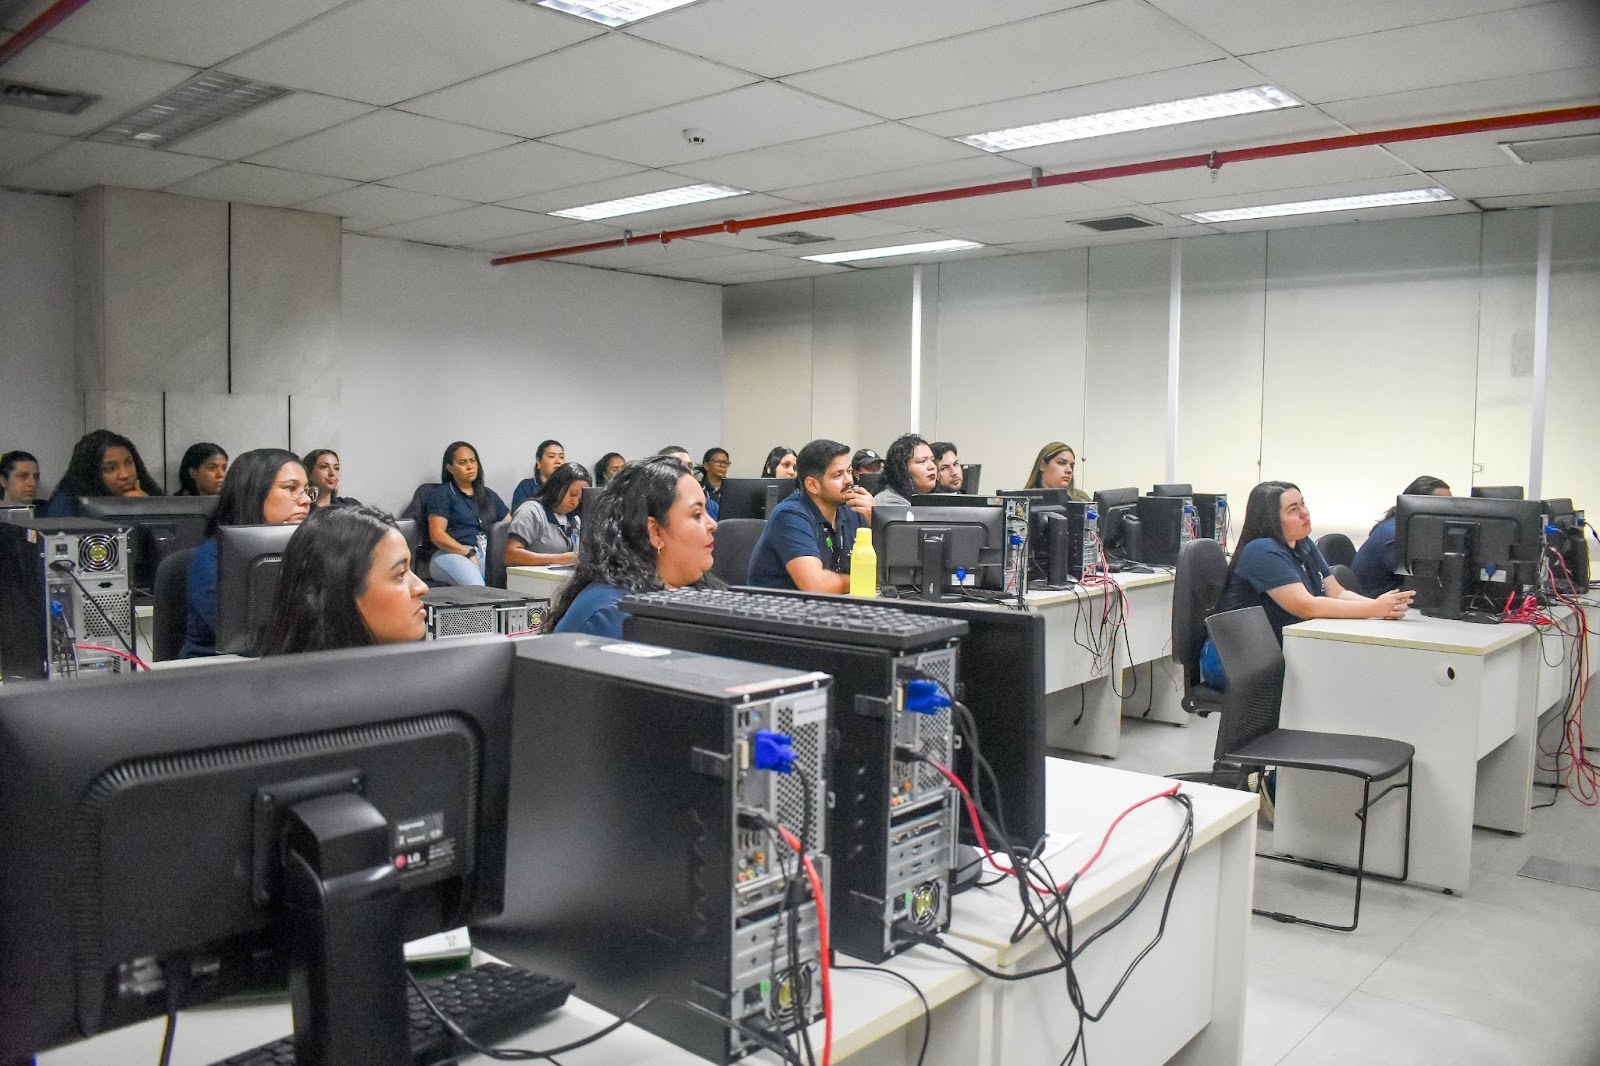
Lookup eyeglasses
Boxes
[707,458,730,467]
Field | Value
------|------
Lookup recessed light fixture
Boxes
[534,0,703,27]
[548,183,749,222]
[1501,133,1600,165]
[90,72,290,148]
[1182,188,1455,224]
[956,86,1300,154]
[759,231,833,245]
[802,239,983,265]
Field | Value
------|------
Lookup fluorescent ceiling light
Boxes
[802,239,982,265]
[1182,188,1455,224]
[535,0,702,27]
[956,86,1300,153]
[90,72,289,148]
[549,183,748,221]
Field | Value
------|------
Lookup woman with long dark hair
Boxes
[594,452,626,485]
[546,455,723,638]
[505,462,591,567]
[180,448,312,658]
[760,446,797,480]
[1022,441,1089,501]
[42,429,163,517]
[260,506,427,655]
[173,442,228,497]
[511,439,566,510]
[303,448,362,509]
[873,432,937,507]
[1352,475,1452,595]
[424,441,510,586]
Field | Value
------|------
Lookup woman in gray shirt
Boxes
[505,462,590,567]
[873,433,938,507]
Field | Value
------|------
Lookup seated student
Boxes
[851,448,883,482]
[181,448,312,658]
[259,505,428,654]
[505,462,590,567]
[1,450,40,506]
[931,441,963,493]
[594,451,626,485]
[173,442,228,497]
[747,439,874,593]
[510,439,565,511]
[660,446,717,520]
[43,429,163,517]
[425,440,510,586]
[1352,476,1452,596]
[304,448,362,509]
[700,447,730,510]
[873,433,938,507]
[761,446,798,480]
[1023,441,1090,501]
[546,454,722,638]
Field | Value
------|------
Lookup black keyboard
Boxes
[212,963,575,1066]
[622,588,968,651]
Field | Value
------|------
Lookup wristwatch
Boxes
[466,547,477,558]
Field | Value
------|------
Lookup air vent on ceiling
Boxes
[759,231,834,245]
[89,72,290,149]
[1074,215,1157,232]
[0,79,99,115]
[1501,133,1600,165]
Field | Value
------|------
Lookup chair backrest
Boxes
[712,518,767,584]
[402,482,440,567]
[152,545,199,662]
[1205,606,1286,760]
[1330,562,1361,596]
[1317,532,1357,568]
[1172,537,1228,689]
[486,518,511,589]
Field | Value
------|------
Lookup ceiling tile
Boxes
[221,0,599,106]
[1320,66,1600,129]
[499,169,705,212]
[692,213,914,251]
[385,141,641,203]
[369,204,565,245]
[1145,0,1548,56]
[937,206,1193,245]
[0,126,66,175]
[1154,174,1471,217]
[165,162,358,207]
[1247,1,1600,104]
[555,237,742,270]
[1001,225,1201,253]
[629,0,1095,78]
[553,193,801,234]
[167,92,374,161]
[293,183,477,231]
[1473,188,1600,208]
[469,221,627,254]
[6,140,220,193]
[1435,157,1600,199]
[999,107,1349,174]
[544,82,877,168]
[402,34,756,139]
[1088,145,1416,205]
[861,182,1136,231]
[670,123,987,193]
[248,110,519,182]
[0,39,197,137]
[772,156,1034,208]
[1386,120,1600,171]
[782,0,1223,119]
[10,0,348,67]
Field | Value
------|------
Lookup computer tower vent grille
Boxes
[430,605,497,639]
[82,593,131,642]
[78,534,120,573]
[773,704,825,855]
[915,705,954,796]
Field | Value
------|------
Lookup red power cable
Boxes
[73,643,151,672]
[775,825,832,1066]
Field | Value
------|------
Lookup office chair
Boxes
[151,546,198,661]
[1207,606,1415,932]
[1316,532,1357,568]
[486,518,511,589]
[1172,537,1227,718]
[401,482,442,583]
[711,518,766,584]
[1329,563,1362,596]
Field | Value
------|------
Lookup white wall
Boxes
[0,189,80,491]
[340,236,724,514]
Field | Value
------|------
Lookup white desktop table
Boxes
[1275,613,1544,893]
[505,563,574,604]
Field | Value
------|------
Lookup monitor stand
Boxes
[915,529,961,603]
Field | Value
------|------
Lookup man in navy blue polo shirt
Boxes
[747,438,874,592]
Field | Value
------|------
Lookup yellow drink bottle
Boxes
[849,527,877,598]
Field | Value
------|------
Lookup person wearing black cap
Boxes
[852,448,883,479]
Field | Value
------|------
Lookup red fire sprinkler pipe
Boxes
[492,103,1600,267]
[0,0,92,67]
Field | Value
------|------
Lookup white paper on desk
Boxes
[984,831,1079,873]
[404,926,472,962]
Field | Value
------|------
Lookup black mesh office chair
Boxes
[1329,563,1362,596]
[1316,532,1357,568]
[1206,606,1415,932]
[486,518,511,589]
[712,518,766,584]
[151,546,197,662]
[401,482,442,584]
[1172,537,1227,717]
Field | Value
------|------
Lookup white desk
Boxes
[1276,613,1543,894]
[505,563,574,604]
[134,603,154,658]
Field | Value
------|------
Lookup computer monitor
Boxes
[1540,498,1579,528]
[0,637,513,1063]
[578,485,604,516]
[856,471,886,496]
[874,501,1007,600]
[1092,487,1142,561]
[1394,494,1545,620]
[1152,483,1193,497]
[717,477,793,520]
[959,463,981,495]
[78,495,217,596]
[1470,485,1526,500]
[216,523,298,656]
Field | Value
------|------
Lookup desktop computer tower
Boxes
[0,518,133,680]
[421,586,546,638]
[1193,493,1229,546]
[622,591,962,964]
[1047,500,1101,580]
[1135,494,1193,567]
[477,635,830,1064]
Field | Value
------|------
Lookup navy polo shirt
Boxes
[1351,517,1399,596]
[747,489,864,590]
[1216,537,1330,642]
[510,476,542,511]
[425,482,508,545]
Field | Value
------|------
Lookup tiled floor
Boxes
[1056,716,1600,1066]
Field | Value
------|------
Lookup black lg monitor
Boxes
[78,495,217,596]
[1092,486,1142,562]
[717,477,793,520]
[1394,494,1544,620]
[216,523,299,656]
[1470,485,1525,500]
[873,501,1007,600]
[959,463,981,495]
[0,636,513,1064]
[1152,483,1193,497]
